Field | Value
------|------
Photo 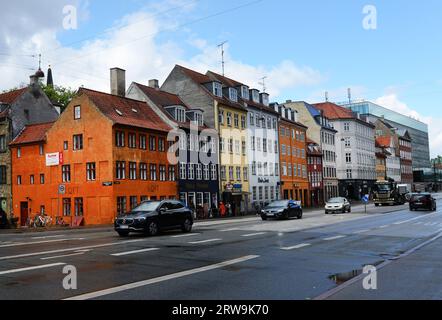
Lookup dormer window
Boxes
[213,82,223,97]
[194,113,204,127]
[229,88,238,102]
[241,86,249,99]
[250,90,260,103]
[175,107,186,122]
[260,93,269,106]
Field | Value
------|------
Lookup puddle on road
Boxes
[328,260,384,285]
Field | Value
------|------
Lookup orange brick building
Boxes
[10,87,177,226]
[274,103,310,206]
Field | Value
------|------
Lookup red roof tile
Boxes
[313,102,354,119]
[376,136,391,148]
[79,88,172,133]
[206,71,245,88]
[133,83,188,109]
[10,122,54,146]
[0,88,27,104]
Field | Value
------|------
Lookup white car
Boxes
[325,197,352,214]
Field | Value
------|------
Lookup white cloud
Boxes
[0,0,323,101]
[374,93,441,158]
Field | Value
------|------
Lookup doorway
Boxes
[20,202,28,227]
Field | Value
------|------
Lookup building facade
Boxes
[314,102,376,200]
[341,100,430,170]
[375,139,389,181]
[11,83,177,226]
[307,139,324,207]
[126,80,219,218]
[284,101,338,202]
[162,65,250,215]
[376,136,401,182]
[0,77,59,220]
[398,130,413,189]
[273,103,309,206]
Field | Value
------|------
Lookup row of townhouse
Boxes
[1,64,418,226]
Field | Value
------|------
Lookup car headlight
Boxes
[135,217,146,222]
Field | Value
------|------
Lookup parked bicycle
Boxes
[27,213,53,228]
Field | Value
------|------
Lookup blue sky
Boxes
[2,0,442,154]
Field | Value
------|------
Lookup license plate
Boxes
[415,202,422,205]
[120,225,129,229]
[266,213,274,217]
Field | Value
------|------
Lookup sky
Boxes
[1,0,442,156]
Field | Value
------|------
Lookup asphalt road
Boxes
[1,197,442,300]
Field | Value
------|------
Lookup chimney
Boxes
[148,79,159,89]
[110,68,126,97]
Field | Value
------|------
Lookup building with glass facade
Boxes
[339,101,430,169]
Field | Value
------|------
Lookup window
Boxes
[39,144,44,155]
[188,164,195,180]
[235,167,241,181]
[117,197,127,216]
[168,166,176,181]
[0,166,6,185]
[228,139,233,154]
[344,122,350,132]
[241,86,249,99]
[140,163,148,180]
[263,139,267,153]
[116,131,125,147]
[129,196,138,210]
[158,138,165,152]
[235,140,240,155]
[211,164,217,180]
[176,107,186,122]
[346,153,352,164]
[116,161,126,180]
[346,169,353,179]
[87,163,96,181]
[129,162,137,180]
[251,136,255,151]
[242,140,247,155]
[63,141,68,150]
[344,137,351,148]
[63,198,71,216]
[0,135,6,152]
[221,166,226,181]
[150,164,157,181]
[40,174,45,184]
[219,110,224,125]
[243,167,249,181]
[203,165,210,180]
[252,90,259,103]
[139,135,147,150]
[17,147,21,158]
[234,114,239,128]
[180,163,187,179]
[74,105,81,120]
[149,136,156,151]
[159,165,167,181]
[213,82,223,97]
[196,164,203,180]
[17,175,22,185]
[229,166,234,181]
[241,115,246,129]
[62,165,71,182]
[75,198,84,216]
[128,133,136,148]
[250,112,255,126]
[252,187,257,201]
[229,88,238,102]
[227,113,232,127]
[220,138,225,153]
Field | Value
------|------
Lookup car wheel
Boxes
[182,219,192,233]
[261,216,268,221]
[118,231,129,237]
[147,221,159,236]
[297,210,303,219]
[348,207,352,213]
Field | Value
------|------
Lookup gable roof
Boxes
[0,88,27,105]
[206,71,245,88]
[78,88,172,133]
[133,82,189,109]
[176,64,213,85]
[306,138,322,156]
[376,136,392,148]
[10,122,55,146]
[313,102,354,119]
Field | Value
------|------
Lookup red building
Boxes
[398,130,413,188]
[307,139,324,207]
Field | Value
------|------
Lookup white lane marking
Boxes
[0,263,66,276]
[354,229,370,234]
[0,238,85,248]
[170,233,201,238]
[415,222,423,225]
[379,225,390,229]
[189,239,222,244]
[394,213,437,225]
[241,232,267,237]
[111,248,159,257]
[31,235,66,240]
[65,255,260,300]
[220,228,240,232]
[41,250,91,260]
[0,239,145,261]
[281,243,311,250]
[323,235,346,241]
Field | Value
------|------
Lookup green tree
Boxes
[41,84,77,112]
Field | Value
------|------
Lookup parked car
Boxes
[325,197,352,214]
[261,200,303,221]
[409,193,437,212]
[114,200,194,237]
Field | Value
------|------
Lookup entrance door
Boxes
[20,202,28,227]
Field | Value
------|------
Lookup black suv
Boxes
[115,200,194,237]
[409,193,437,212]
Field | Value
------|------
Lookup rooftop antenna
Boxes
[325,91,329,102]
[347,88,352,104]
[259,76,268,93]
[217,41,228,76]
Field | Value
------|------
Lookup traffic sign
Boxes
[362,194,369,203]
[58,184,66,195]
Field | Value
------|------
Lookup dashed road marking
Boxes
[111,248,159,257]
[354,229,370,234]
[189,239,222,245]
[170,233,201,238]
[281,243,311,250]
[41,250,91,260]
[323,235,346,241]
[241,232,267,237]
[0,263,66,276]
